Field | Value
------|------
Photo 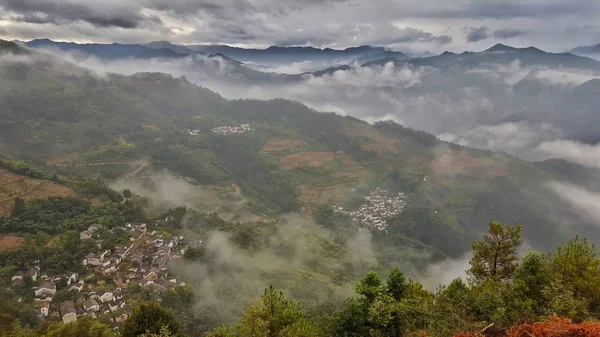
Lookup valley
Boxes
[0,30,599,337]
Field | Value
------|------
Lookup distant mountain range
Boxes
[569,43,600,59]
[16,38,184,60]
[180,44,410,65]
[11,39,600,144]
[365,43,600,71]
[16,38,410,66]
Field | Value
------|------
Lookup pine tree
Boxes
[549,236,600,311]
[468,221,523,282]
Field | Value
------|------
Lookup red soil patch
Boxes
[346,128,399,154]
[280,151,361,170]
[261,139,305,152]
[0,235,25,251]
[298,184,347,207]
[0,168,78,216]
[89,198,103,207]
[25,181,77,200]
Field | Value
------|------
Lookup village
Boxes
[211,124,253,135]
[8,220,200,330]
[332,187,406,231]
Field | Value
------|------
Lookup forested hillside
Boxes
[0,40,597,255]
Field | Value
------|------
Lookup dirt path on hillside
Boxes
[49,160,150,178]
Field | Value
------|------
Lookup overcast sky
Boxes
[1,0,599,53]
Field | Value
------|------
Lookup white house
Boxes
[98,291,114,303]
[34,280,56,298]
[69,280,85,292]
[66,273,78,285]
[83,253,99,266]
[60,301,77,324]
[109,301,119,312]
[101,264,117,275]
[84,299,100,312]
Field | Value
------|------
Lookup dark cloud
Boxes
[385,27,453,45]
[0,0,159,28]
[465,26,489,42]
[1,0,599,52]
[275,24,452,47]
[435,0,600,19]
[146,0,256,20]
[493,28,525,39]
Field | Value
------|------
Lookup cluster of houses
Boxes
[81,222,190,295]
[11,266,131,325]
[187,129,201,136]
[211,124,253,135]
[333,187,406,231]
[8,221,198,327]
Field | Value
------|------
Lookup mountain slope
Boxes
[0,40,598,255]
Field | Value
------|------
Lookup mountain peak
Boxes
[486,43,517,52]
[29,38,55,44]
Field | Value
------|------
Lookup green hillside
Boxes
[0,40,597,257]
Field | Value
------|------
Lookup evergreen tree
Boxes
[513,251,553,315]
[386,268,408,301]
[121,302,186,337]
[356,271,384,303]
[468,221,523,282]
[549,236,600,312]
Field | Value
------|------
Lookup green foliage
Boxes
[355,271,384,303]
[513,252,553,315]
[313,204,335,229]
[468,221,523,282]
[0,197,145,235]
[0,314,31,337]
[206,286,320,337]
[210,135,299,213]
[121,302,186,337]
[386,268,408,301]
[386,206,469,257]
[549,236,600,312]
[35,317,115,337]
[0,158,55,180]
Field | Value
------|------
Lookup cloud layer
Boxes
[1,0,600,52]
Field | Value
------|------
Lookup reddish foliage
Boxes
[507,316,600,337]
[452,317,600,337]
